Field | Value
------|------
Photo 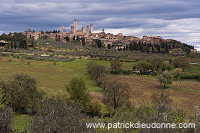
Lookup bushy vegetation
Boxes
[0,74,44,114]
[0,68,199,132]
[65,77,91,106]
[0,38,199,132]
[0,106,13,133]
[28,96,93,133]
[0,50,75,62]
[86,61,108,81]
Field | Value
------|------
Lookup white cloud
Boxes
[0,0,200,50]
[95,18,200,50]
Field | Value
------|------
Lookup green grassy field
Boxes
[13,114,30,133]
[1,57,199,131]
[187,64,200,73]
[0,57,133,94]
[0,57,134,132]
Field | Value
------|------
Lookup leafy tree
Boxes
[81,37,86,46]
[172,57,190,71]
[171,68,183,80]
[163,63,174,71]
[13,33,28,49]
[2,73,44,114]
[73,35,76,41]
[110,59,122,74]
[86,98,109,117]
[150,58,164,73]
[64,36,70,42]
[107,44,111,49]
[133,60,152,74]
[65,77,91,105]
[157,70,173,88]
[86,62,107,81]
[95,39,102,48]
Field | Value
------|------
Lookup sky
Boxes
[0,0,200,51]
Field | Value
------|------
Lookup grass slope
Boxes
[0,57,133,94]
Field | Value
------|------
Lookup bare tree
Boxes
[103,77,130,109]
[151,92,172,114]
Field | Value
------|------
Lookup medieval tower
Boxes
[90,24,94,33]
[73,19,78,34]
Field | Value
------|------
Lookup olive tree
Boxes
[28,96,93,133]
[157,70,173,88]
[171,68,183,80]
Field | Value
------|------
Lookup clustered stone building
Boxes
[22,19,146,47]
[21,19,197,53]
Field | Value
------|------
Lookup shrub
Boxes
[171,68,183,80]
[110,59,122,74]
[65,77,91,106]
[86,62,107,81]
[172,57,190,71]
[0,106,13,133]
[180,73,200,80]
[86,98,110,117]
[121,69,132,75]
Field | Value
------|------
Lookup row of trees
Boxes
[126,40,194,54]
[133,57,190,75]
[0,33,28,48]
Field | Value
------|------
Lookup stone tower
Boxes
[89,24,94,33]
[73,19,78,34]
[86,26,90,37]
[82,27,85,32]
[61,26,66,32]
[70,26,75,39]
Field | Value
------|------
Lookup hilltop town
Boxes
[0,19,198,55]
[0,19,200,133]
[19,19,197,53]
